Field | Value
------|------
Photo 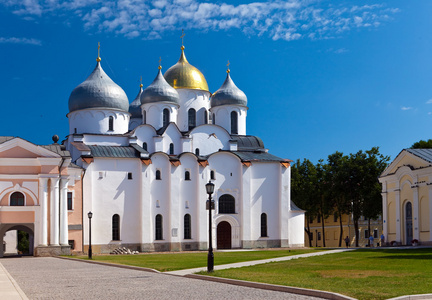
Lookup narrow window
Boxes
[169,143,174,155]
[185,171,191,180]
[230,111,238,134]
[309,215,314,224]
[212,113,216,124]
[219,194,235,214]
[68,240,75,250]
[128,172,133,180]
[184,214,191,239]
[318,232,321,241]
[143,142,147,151]
[317,215,321,223]
[310,232,313,241]
[112,214,120,241]
[156,214,163,240]
[374,229,378,238]
[333,213,338,223]
[163,108,170,127]
[260,213,268,237]
[210,170,215,180]
[195,148,200,156]
[364,229,369,239]
[204,110,208,124]
[10,192,24,206]
[188,108,196,130]
[108,116,114,131]
[67,192,73,210]
[156,170,161,180]
[143,110,146,124]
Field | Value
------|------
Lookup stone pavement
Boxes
[0,256,324,300]
[0,260,28,300]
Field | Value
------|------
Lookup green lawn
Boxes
[199,248,432,300]
[72,249,318,272]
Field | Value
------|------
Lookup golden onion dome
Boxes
[164,46,209,92]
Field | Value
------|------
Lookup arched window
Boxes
[210,170,215,180]
[108,116,114,131]
[143,142,148,151]
[204,110,208,124]
[169,143,174,155]
[156,214,163,240]
[156,170,161,180]
[10,192,24,206]
[185,171,191,180]
[212,113,216,124]
[261,213,268,237]
[195,148,200,156]
[188,108,196,130]
[143,110,146,124]
[230,111,238,134]
[219,194,235,214]
[112,214,120,241]
[163,108,170,127]
[184,214,191,239]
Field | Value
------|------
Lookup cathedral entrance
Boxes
[405,202,413,245]
[217,221,231,249]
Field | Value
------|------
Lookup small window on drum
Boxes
[108,116,114,131]
[195,148,200,156]
[156,170,161,180]
[185,171,191,181]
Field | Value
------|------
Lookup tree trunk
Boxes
[368,219,371,247]
[321,213,326,247]
[338,211,343,247]
[307,220,312,247]
[354,219,359,247]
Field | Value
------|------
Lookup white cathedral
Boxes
[0,43,304,256]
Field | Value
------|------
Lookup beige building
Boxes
[306,214,383,247]
[379,149,432,246]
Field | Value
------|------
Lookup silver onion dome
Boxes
[211,72,247,108]
[140,68,179,105]
[68,61,129,113]
[129,85,143,118]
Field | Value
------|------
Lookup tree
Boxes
[291,159,319,247]
[411,139,432,149]
[325,152,351,247]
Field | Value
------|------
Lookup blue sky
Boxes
[0,0,431,163]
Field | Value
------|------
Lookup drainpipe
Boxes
[81,169,86,253]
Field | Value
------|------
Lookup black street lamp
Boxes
[88,211,93,259]
[205,180,215,272]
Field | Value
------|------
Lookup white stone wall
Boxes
[141,103,178,129]
[177,89,211,131]
[68,109,130,135]
[210,105,247,135]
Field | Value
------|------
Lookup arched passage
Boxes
[0,224,34,257]
[217,221,231,249]
[405,201,413,245]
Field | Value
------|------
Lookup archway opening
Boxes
[217,221,232,249]
[405,202,413,245]
[1,225,34,257]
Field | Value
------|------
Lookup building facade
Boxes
[1,44,305,256]
[379,149,432,246]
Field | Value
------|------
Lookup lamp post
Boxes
[88,211,93,259]
[205,180,215,272]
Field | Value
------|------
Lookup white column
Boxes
[413,186,419,240]
[395,190,401,243]
[59,178,69,246]
[50,178,60,246]
[381,192,388,239]
[39,178,49,246]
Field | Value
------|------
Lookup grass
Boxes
[198,248,432,300]
[70,248,318,272]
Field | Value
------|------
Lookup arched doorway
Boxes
[217,221,231,249]
[405,202,413,245]
[0,224,34,257]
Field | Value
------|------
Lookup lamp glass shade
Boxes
[88,211,93,219]
[205,181,215,195]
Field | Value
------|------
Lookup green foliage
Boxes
[411,139,432,148]
[17,230,29,254]
[204,248,432,300]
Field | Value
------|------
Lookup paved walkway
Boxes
[0,260,28,300]
[0,256,324,300]
[166,248,354,276]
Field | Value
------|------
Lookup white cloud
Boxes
[0,0,399,41]
[401,106,413,111]
[426,99,432,104]
[0,37,42,46]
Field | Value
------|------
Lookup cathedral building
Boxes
[0,44,304,256]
